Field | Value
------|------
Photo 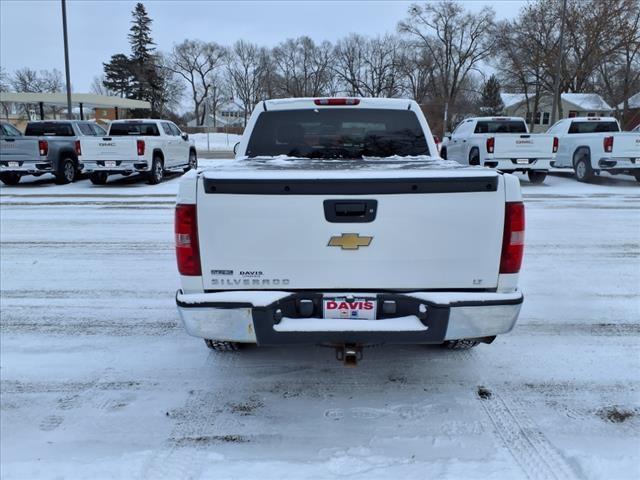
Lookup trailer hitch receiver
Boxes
[336,344,363,367]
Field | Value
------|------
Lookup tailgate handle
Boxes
[336,202,366,216]
[324,200,377,223]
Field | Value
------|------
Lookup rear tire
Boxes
[55,158,76,185]
[147,156,164,185]
[634,172,640,182]
[527,170,547,184]
[89,172,108,185]
[204,339,240,351]
[574,152,593,183]
[442,339,480,350]
[469,148,480,166]
[440,147,447,160]
[184,150,197,173]
[0,172,21,185]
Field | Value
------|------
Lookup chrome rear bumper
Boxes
[176,290,523,345]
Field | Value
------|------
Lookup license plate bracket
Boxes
[8,162,19,167]
[322,296,377,320]
[105,161,116,168]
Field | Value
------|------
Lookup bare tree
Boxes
[206,73,227,128]
[592,1,640,124]
[91,75,111,96]
[39,69,65,93]
[493,1,558,129]
[271,37,334,97]
[0,67,10,119]
[563,0,634,93]
[399,1,495,127]
[333,34,403,97]
[11,68,41,93]
[152,53,183,118]
[169,39,226,125]
[226,40,269,125]
[396,41,435,104]
[492,0,638,125]
[10,68,65,119]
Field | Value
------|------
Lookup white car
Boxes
[547,117,640,182]
[174,97,525,364]
[441,116,557,184]
[80,119,197,185]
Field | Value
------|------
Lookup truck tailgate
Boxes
[494,134,554,159]
[0,137,40,162]
[612,133,640,158]
[81,137,139,160]
[195,162,505,291]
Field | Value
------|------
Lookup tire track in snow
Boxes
[449,349,580,480]
[477,389,580,480]
[141,353,247,479]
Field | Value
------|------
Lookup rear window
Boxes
[1,123,22,137]
[568,121,620,134]
[25,123,74,136]
[474,121,527,134]
[246,109,429,158]
[109,122,160,136]
[78,124,95,136]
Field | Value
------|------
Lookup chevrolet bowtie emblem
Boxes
[328,233,373,250]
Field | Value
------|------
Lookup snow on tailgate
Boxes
[199,156,495,180]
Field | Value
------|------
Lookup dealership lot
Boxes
[0,169,638,479]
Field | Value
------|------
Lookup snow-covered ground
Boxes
[0,169,638,479]
[190,132,242,152]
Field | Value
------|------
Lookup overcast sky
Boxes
[1,0,526,93]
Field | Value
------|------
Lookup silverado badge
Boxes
[328,233,373,250]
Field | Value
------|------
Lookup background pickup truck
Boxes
[547,116,640,183]
[175,97,525,364]
[0,120,106,185]
[80,119,197,185]
[441,116,557,184]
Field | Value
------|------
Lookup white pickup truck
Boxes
[547,117,640,182]
[441,116,557,184]
[80,119,197,185]
[174,98,525,364]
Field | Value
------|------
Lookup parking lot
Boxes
[0,168,639,479]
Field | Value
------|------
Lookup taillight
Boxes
[38,140,48,156]
[552,136,559,153]
[137,139,145,156]
[75,140,82,156]
[486,136,495,154]
[500,202,525,274]
[314,98,360,106]
[433,135,441,144]
[603,136,613,153]
[175,204,201,276]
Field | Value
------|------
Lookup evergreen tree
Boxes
[127,2,160,112]
[128,3,155,65]
[479,75,504,116]
[102,54,133,98]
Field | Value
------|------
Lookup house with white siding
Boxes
[500,93,613,133]
[187,99,245,128]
